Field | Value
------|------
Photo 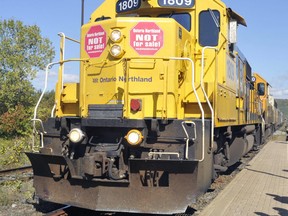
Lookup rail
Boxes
[0,165,32,175]
[0,166,33,184]
[44,205,71,216]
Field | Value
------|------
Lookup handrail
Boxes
[201,47,218,152]
[32,59,88,149]
[33,61,60,133]
[31,130,44,153]
[35,59,89,120]
[57,33,80,92]
[181,121,196,160]
[162,61,168,119]
[58,33,66,93]
[52,33,81,118]
[58,33,80,44]
[169,57,205,162]
[123,59,129,116]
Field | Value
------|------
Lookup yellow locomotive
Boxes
[27,0,270,214]
[253,73,283,139]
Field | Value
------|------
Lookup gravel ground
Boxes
[0,131,286,216]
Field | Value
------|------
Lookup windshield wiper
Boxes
[208,8,220,29]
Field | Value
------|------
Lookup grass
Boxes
[0,137,31,170]
[0,137,34,207]
[0,179,35,207]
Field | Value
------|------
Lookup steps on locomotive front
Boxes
[198,132,288,216]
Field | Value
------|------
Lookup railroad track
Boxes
[43,205,113,216]
[0,165,33,183]
[0,165,32,175]
[44,205,71,216]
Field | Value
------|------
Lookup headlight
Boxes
[110,29,122,42]
[68,128,85,143]
[125,129,143,146]
[110,44,124,58]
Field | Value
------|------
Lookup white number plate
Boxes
[158,0,194,8]
[116,0,141,13]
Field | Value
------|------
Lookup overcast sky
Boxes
[1,0,287,99]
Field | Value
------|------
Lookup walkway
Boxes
[199,135,288,216]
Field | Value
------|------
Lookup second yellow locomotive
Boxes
[27,0,272,214]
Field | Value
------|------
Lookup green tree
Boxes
[0,19,55,113]
[0,19,55,137]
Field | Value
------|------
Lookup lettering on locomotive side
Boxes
[92,76,153,83]
[119,76,153,82]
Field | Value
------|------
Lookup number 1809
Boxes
[162,0,193,6]
[118,0,139,11]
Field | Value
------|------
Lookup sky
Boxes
[1,0,288,99]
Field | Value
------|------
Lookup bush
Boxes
[0,105,32,138]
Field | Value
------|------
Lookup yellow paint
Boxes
[253,73,268,117]
[54,0,263,128]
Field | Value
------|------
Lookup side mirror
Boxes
[229,20,237,44]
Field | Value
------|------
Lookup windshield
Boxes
[158,13,191,31]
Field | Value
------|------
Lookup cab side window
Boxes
[199,10,220,46]
[258,83,265,96]
[158,13,191,31]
